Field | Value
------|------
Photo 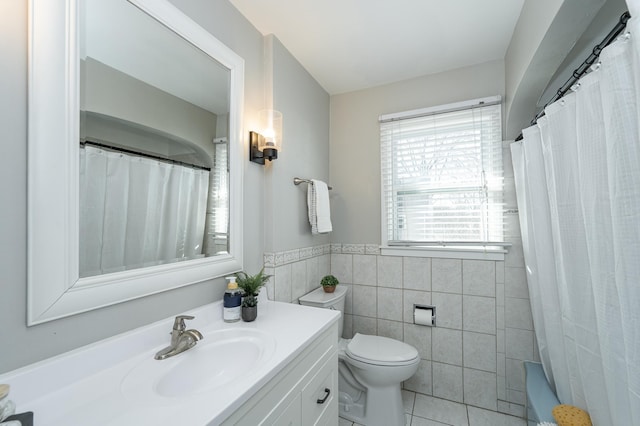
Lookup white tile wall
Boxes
[462,260,496,297]
[377,256,403,288]
[377,287,403,321]
[325,240,532,419]
[305,255,318,285]
[463,331,497,373]
[342,243,365,254]
[263,244,331,303]
[274,263,292,302]
[377,318,404,341]
[463,368,498,411]
[266,143,534,421]
[432,292,463,329]
[353,254,377,285]
[433,361,464,402]
[432,327,462,366]
[403,257,431,291]
[332,253,354,283]
[505,298,533,330]
[432,258,462,293]
[405,360,433,395]
[352,314,376,335]
[291,261,308,300]
[463,295,496,334]
[505,267,529,298]
[352,285,377,317]
[404,323,432,360]
[505,328,534,360]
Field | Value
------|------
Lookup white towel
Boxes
[307,179,332,234]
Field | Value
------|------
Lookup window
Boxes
[380,96,504,257]
[206,138,229,255]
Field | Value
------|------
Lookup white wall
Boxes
[329,59,506,244]
[504,0,606,138]
[537,0,628,110]
[266,36,331,253]
[81,58,218,152]
[505,0,564,119]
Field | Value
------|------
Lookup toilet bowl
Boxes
[299,286,419,426]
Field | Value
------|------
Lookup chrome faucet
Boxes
[154,315,203,360]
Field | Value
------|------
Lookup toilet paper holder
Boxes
[413,304,436,327]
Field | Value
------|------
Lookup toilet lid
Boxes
[346,333,419,366]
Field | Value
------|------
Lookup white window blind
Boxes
[208,139,228,236]
[380,97,504,246]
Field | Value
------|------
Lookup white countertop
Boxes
[0,299,339,425]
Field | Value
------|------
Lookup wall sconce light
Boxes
[250,109,282,165]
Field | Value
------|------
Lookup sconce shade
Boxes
[250,109,282,165]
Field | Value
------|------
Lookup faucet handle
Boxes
[172,315,195,331]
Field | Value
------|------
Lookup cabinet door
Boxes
[301,352,338,425]
[270,393,301,426]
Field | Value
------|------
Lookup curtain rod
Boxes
[80,140,211,171]
[515,10,631,141]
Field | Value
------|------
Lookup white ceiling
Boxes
[229,0,525,95]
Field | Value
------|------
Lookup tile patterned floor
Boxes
[338,390,526,426]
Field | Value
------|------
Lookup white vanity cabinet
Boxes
[222,322,339,426]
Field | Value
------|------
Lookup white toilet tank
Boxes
[299,286,347,337]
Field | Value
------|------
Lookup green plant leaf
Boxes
[236,267,271,298]
[320,274,339,287]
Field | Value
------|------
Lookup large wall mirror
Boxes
[28,0,244,325]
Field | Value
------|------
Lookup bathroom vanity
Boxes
[221,320,338,425]
[0,301,339,425]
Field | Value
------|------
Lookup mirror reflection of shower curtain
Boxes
[511,21,640,426]
[79,145,209,277]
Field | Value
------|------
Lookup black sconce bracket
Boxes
[249,131,278,165]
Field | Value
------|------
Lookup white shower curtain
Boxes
[79,145,210,277]
[511,12,640,426]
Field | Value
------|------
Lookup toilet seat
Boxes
[345,333,419,366]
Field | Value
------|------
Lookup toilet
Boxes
[299,286,419,426]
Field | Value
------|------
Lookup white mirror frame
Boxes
[27,0,244,325]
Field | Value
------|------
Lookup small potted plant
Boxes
[320,274,339,293]
[236,268,271,322]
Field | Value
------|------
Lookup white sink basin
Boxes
[121,328,276,402]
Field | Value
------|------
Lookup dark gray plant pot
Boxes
[242,305,257,322]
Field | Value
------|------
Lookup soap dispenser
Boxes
[223,276,241,323]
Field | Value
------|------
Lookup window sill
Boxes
[380,244,509,261]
